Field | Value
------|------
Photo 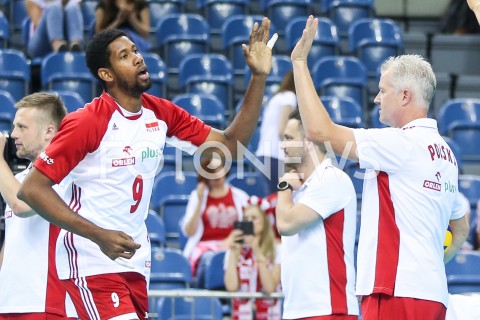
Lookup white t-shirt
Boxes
[281,158,358,319]
[34,92,211,280]
[353,118,465,307]
[0,166,76,316]
[256,91,297,160]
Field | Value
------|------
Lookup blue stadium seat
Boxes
[178,54,233,110]
[327,0,375,39]
[172,93,226,129]
[146,209,166,248]
[226,171,270,197]
[9,0,27,31]
[156,296,223,320]
[449,123,480,165]
[50,90,86,113]
[285,17,339,69]
[261,0,310,35]
[149,0,185,34]
[197,0,248,34]
[204,250,226,290]
[312,56,368,109]
[348,18,403,77]
[142,52,168,98]
[445,251,480,294]
[0,112,12,133]
[437,98,480,136]
[155,14,210,73]
[150,247,192,289]
[244,55,291,97]
[41,52,98,103]
[222,15,277,74]
[0,89,16,119]
[458,175,480,211]
[0,49,31,102]
[321,95,364,128]
[0,12,9,48]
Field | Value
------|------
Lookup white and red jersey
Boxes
[0,166,75,316]
[33,92,211,280]
[281,158,358,319]
[353,118,465,307]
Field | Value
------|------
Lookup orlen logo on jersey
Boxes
[112,146,136,167]
[423,180,441,192]
[145,118,159,132]
[39,151,54,165]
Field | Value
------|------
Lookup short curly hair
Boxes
[86,29,129,89]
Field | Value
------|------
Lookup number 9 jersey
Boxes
[33,92,211,280]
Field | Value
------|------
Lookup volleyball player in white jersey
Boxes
[18,20,276,319]
[0,93,77,320]
[290,16,470,319]
[276,109,358,319]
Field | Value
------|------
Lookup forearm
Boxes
[0,160,34,217]
[275,190,296,236]
[128,11,150,38]
[224,252,240,291]
[444,216,470,263]
[183,199,202,236]
[256,257,279,293]
[292,61,335,142]
[223,74,267,156]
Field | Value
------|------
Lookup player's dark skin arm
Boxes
[18,170,140,261]
[205,18,273,157]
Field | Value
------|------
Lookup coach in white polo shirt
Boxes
[276,109,359,320]
[290,16,470,320]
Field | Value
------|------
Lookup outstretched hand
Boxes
[291,16,318,63]
[243,17,275,77]
[95,229,141,263]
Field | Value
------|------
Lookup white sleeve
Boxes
[450,192,468,220]
[353,128,412,174]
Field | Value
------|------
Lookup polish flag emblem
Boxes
[145,119,159,129]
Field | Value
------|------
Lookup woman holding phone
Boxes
[224,196,282,320]
[181,156,248,287]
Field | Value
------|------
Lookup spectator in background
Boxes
[181,156,248,287]
[467,0,480,23]
[255,70,297,194]
[26,0,84,58]
[0,92,77,319]
[441,0,480,34]
[224,196,281,320]
[291,16,469,319]
[95,0,151,53]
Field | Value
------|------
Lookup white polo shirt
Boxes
[353,118,465,307]
[281,158,358,319]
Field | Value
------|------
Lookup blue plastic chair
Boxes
[149,0,185,34]
[348,18,403,77]
[49,90,86,113]
[327,0,374,39]
[449,123,480,165]
[172,93,226,129]
[41,52,98,103]
[146,209,166,248]
[285,17,339,69]
[445,251,480,294]
[204,250,226,290]
[0,90,16,119]
[261,0,310,35]
[244,55,292,97]
[226,171,270,197]
[312,56,368,109]
[458,175,480,210]
[321,96,364,128]
[437,98,480,136]
[142,52,168,98]
[0,49,31,102]
[156,296,223,320]
[222,15,277,74]
[178,54,233,110]
[0,112,12,133]
[0,12,9,48]
[197,0,248,33]
[150,247,192,289]
[155,14,210,73]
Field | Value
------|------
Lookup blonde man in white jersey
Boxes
[276,109,359,319]
[290,16,470,320]
[0,92,77,320]
[18,20,276,319]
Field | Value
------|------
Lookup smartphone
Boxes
[234,221,254,235]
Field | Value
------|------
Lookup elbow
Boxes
[304,127,328,144]
[276,220,297,237]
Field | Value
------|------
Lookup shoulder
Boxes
[230,186,249,201]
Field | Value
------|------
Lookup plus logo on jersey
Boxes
[145,118,159,132]
[112,146,136,167]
